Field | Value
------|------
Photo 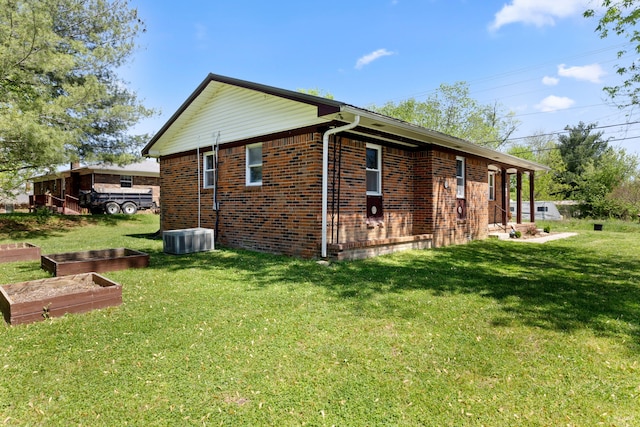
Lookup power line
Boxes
[480,120,640,152]
[504,120,640,143]
[609,135,640,143]
[507,135,640,156]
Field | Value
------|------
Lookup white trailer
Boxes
[510,201,563,221]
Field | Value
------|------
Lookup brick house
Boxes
[31,160,160,214]
[142,74,547,260]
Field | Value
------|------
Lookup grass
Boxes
[0,213,639,426]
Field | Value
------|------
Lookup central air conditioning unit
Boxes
[163,228,214,255]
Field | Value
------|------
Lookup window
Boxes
[537,206,548,212]
[488,171,495,201]
[366,144,381,195]
[246,143,262,186]
[203,152,215,188]
[456,157,465,199]
[120,175,133,188]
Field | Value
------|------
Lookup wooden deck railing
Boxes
[64,195,81,214]
[29,194,82,214]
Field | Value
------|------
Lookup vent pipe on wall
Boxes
[321,115,360,258]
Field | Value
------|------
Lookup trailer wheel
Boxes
[121,202,138,215]
[105,202,120,215]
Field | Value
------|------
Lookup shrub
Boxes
[35,207,53,224]
[543,225,551,233]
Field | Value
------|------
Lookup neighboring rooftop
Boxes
[32,159,160,182]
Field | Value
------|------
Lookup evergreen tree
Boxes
[0,0,155,197]
[555,122,609,199]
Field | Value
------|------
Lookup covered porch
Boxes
[489,164,540,231]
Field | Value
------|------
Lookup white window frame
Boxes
[246,143,262,186]
[120,175,133,188]
[203,152,215,188]
[488,171,495,201]
[366,143,382,196]
[456,156,465,199]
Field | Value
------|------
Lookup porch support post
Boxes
[501,167,508,226]
[516,171,522,224]
[529,171,535,223]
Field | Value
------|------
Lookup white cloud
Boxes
[542,76,560,86]
[489,0,590,31]
[355,49,395,70]
[535,95,575,112]
[557,63,606,83]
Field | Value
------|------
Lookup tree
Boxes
[585,1,640,107]
[0,0,154,197]
[369,82,519,149]
[555,121,639,218]
[608,177,640,219]
[507,132,568,200]
[555,122,610,199]
[577,148,639,218]
[297,88,334,99]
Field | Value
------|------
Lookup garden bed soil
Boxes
[0,242,41,263]
[41,248,149,276]
[0,273,122,325]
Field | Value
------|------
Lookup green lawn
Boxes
[1,214,638,426]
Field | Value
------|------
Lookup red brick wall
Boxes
[331,142,490,249]
[427,150,489,247]
[430,151,458,246]
[160,153,201,230]
[161,132,324,258]
[93,173,159,187]
[413,150,433,235]
[160,133,492,258]
[466,156,489,240]
[326,137,417,244]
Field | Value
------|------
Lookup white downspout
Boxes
[197,145,201,228]
[321,115,360,258]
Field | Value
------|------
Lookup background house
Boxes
[31,160,160,214]
[143,74,547,260]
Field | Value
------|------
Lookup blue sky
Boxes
[122,0,640,157]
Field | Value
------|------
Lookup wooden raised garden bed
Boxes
[0,273,122,325]
[41,248,149,276]
[0,243,41,264]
